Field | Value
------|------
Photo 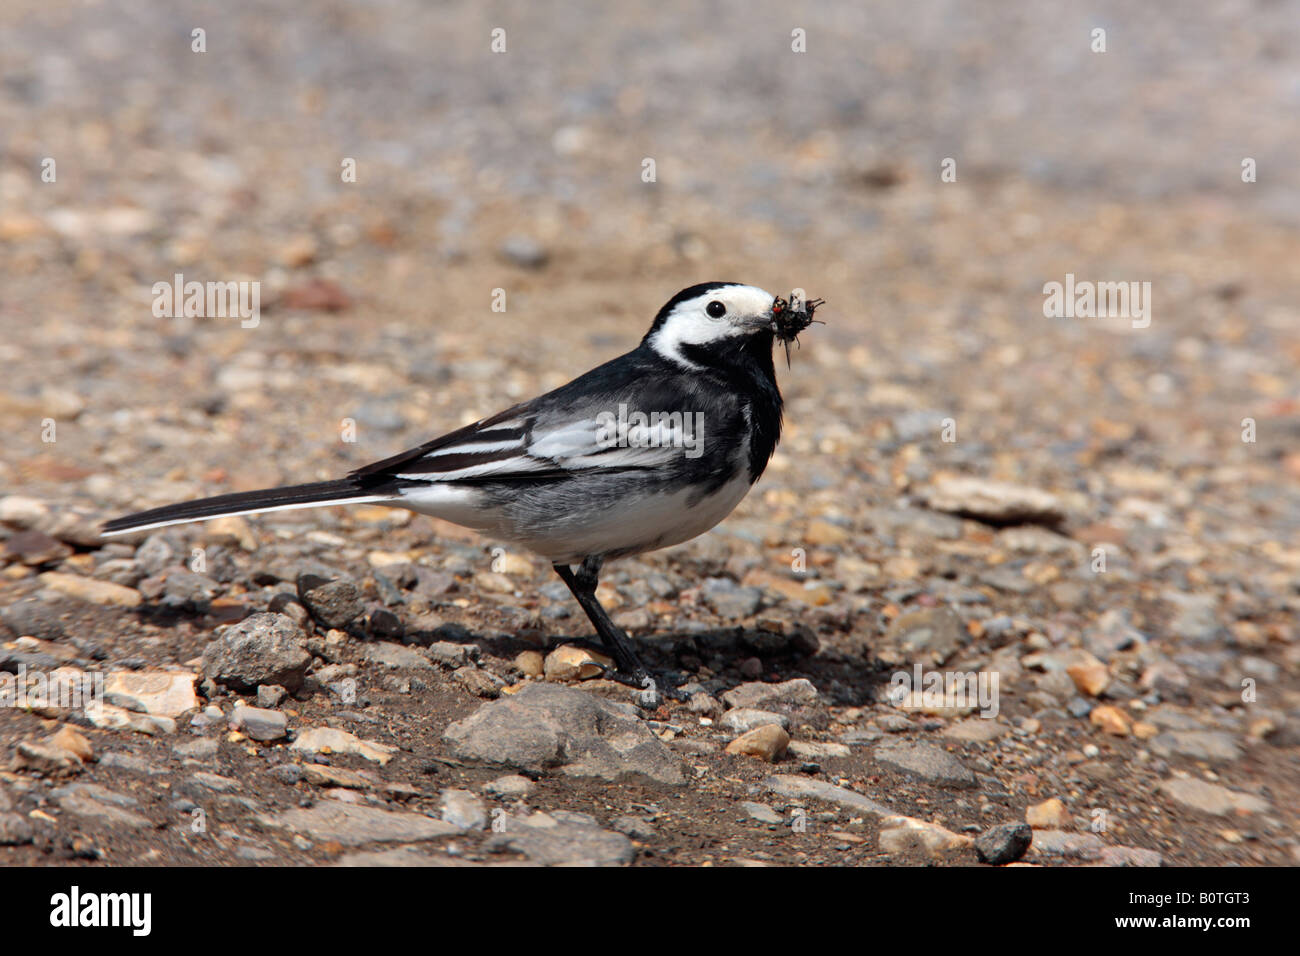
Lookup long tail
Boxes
[100,478,399,538]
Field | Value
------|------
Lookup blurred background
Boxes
[0,0,1298,864]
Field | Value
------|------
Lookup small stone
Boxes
[443,683,684,785]
[721,678,819,711]
[0,812,35,846]
[14,741,83,777]
[1098,846,1164,867]
[48,725,93,763]
[297,574,363,629]
[1149,731,1241,764]
[878,815,972,857]
[440,788,488,830]
[1026,797,1069,829]
[1030,829,1105,860]
[498,235,549,269]
[920,477,1066,526]
[702,578,763,619]
[719,708,790,733]
[4,529,72,566]
[88,703,175,735]
[0,599,66,640]
[205,515,258,551]
[873,741,977,789]
[1132,720,1158,740]
[942,718,1009,743]
[787,740,851,760]
[230,706,288,741]
[104,670,198,718]
[173,738,219,759]
[301,764,374,790]
[1066,661,1110,697]
[975,822,1033,865]
[485,811,634,866]
[1159,778,1270,816]
[513,650,544,678]
[362,641,431,670]
[484,775,533,799]
[201,613,311,692]
[725,724,790,762]
[290,727,396,764]
[452,665,501,698]
[1090,704,1132,736]
[39,572,141,607]
[256,684,287,708]
[741,801,784,825]
[263,800,459,846]
[427,641,480,668]
[882,605,966,665]
[544,645,611,681]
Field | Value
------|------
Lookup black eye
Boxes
[706,300,726,318]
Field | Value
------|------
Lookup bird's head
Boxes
[642,282,823,371]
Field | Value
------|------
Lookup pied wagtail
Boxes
[103,282,824,700]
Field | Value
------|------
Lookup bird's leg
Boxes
[552,558,681,704]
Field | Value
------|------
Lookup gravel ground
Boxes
[1,0,1298,867]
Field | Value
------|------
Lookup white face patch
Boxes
[648,284,776,367]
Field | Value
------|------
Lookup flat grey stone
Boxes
[485,812,633,866]
[443,683,685,785]
[721,679,819,711]
[873,741,978,789]
[263,800,460,846]
[1149,731,1241,764]
[764,775,891,816]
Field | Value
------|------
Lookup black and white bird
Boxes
[103,282,823,698]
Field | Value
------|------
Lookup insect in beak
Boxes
[771,294,826,368]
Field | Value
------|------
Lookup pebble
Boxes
[975,822,1033,864]
[721,678,819,711]
[39,572,141,607]
[440,789,488,830]
[1149,731,1241,764]
[0,599,66,640]
[0,813,35,846]
[262,799,459,846]
[1066,661,1110,697]
[1158,778,1270,816]
[452,665,502,698]
[443,683,684,785]
[873,741,978,789]
[230,705,288,741]
[725,724,790,762]
[297,573,363,629]
[497,235,549,269]
[787,740,851,760]
[919,477,1066,526]
[942,718,1009,743]
[200,613,311,692]
[1025,797,1069,829]
[543,645,611,681]
[484,775,533,799]
[290,727,396,764]
[104,670,198,718]
[878,815,972,858]
[513,650,544,678]
[1030,829,1105,861]
[740,801,784,825]
[719,708,790,733]
[881,605,966,665]
[1090,705,1132,736]
[426,641,480,668]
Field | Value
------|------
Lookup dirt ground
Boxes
[1,0,1297,867]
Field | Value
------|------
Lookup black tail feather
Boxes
[101,478,390,536]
